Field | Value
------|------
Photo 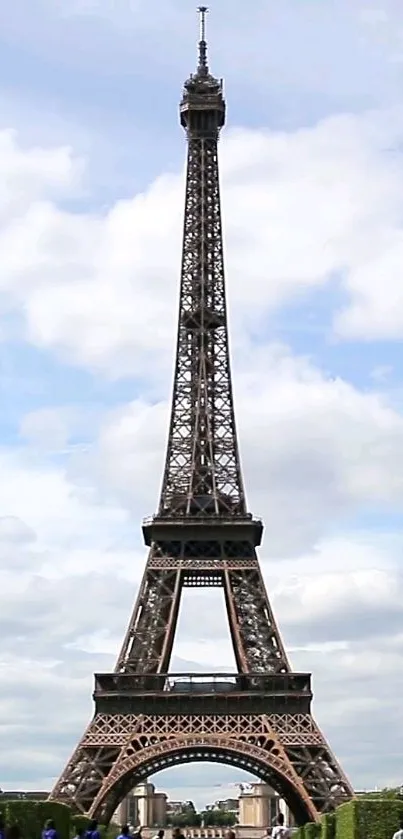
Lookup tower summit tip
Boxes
[180,5,225,135]
[197,6,209,73]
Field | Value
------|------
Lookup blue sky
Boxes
[1,0,403,813]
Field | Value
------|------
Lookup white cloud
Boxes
[0,447,135,579]
[19,408,71,451]
[2,111,403,373]
[0,129,79,210]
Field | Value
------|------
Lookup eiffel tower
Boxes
[50,8,353,825]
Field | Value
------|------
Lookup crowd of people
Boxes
[0,819,237,839]
[3,813,402,839]
[0,816,293,839]
[0,818,290,839]
[0,823,228,839]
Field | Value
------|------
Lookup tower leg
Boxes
[115,565,182,675]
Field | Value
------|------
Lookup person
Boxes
[392,820,403,839]
[151,831,164,839]
[84,821,101,839]
[0,813,5,839]
[116,827,130,839]
[271,813,290,839]
[131,828,143,839]
[42,821,59,839]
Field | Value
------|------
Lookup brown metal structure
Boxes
[50,8,353,824]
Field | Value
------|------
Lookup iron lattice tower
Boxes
[50,9,353,824]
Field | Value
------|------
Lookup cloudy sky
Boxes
[1,0,403,812]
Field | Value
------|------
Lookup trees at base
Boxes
[167,812,202,827]
[0,801,70,839]
[200,811,237,827]
[167,809,237,827]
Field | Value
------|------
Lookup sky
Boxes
[1,0,403,813]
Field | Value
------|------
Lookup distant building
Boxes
[238,782,294,828]
[206,798,239,814]
[115,780,167,827]
[167,800,196,816]
[0,792,48,801]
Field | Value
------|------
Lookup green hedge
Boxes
[355,797,403,839]
[335,800,357,839]
[305,823,321,839]
[321,812,336,839]
[291,796,403,839]
[71,815,92,836]
[336,798,403,839]
[0,803,122,839]
[1,792,402,839]
[3,801,70,839]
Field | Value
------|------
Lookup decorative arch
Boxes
[89,735,319,826]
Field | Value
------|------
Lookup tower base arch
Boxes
[50,710,352,826]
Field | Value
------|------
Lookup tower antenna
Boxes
[197,5,209,72]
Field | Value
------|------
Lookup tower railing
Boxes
[94,672,312,696]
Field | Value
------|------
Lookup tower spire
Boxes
[159,7,238,519]
[197,5,209,73]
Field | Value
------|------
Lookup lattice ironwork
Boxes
[113,548,290,675]
[51,711,352,824]
[50,9,354,825]
[158,18,244,521]
[80,713,326,747]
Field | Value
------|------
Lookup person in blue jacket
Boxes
[116,827,130,839]
[42,820,59,839]
[84,820,101,839]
